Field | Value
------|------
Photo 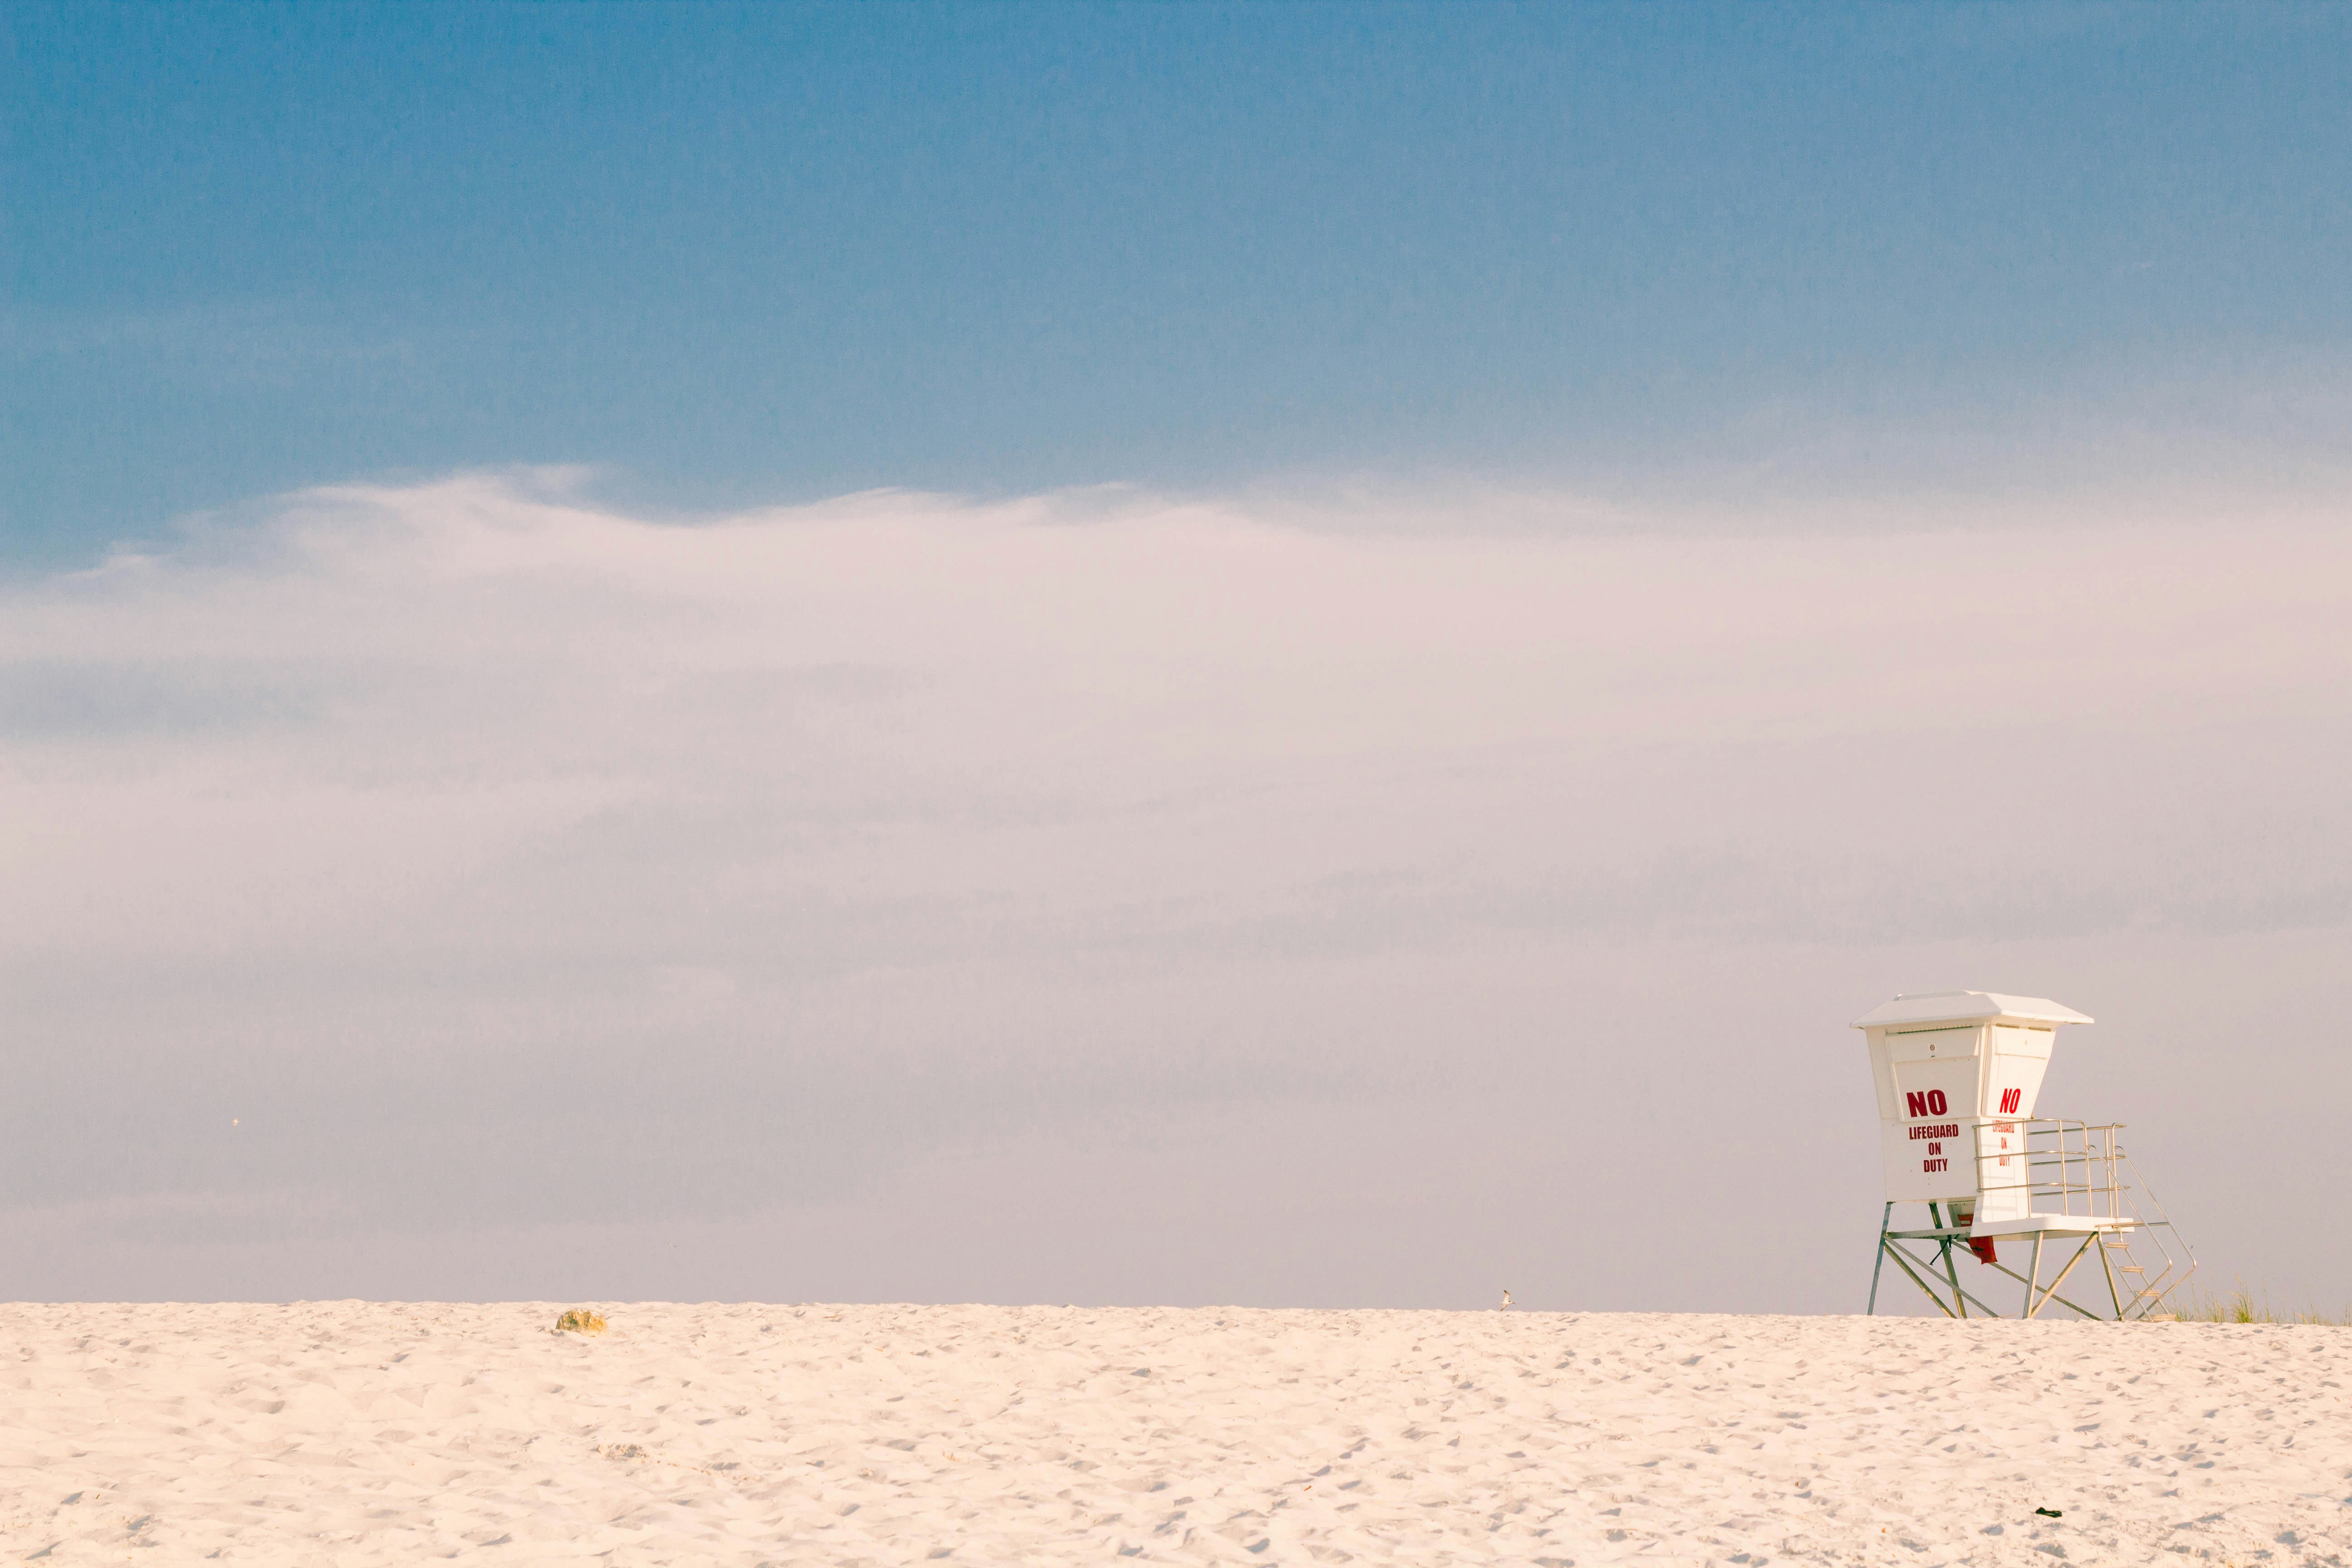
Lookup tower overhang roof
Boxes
[1850,991,2093,1030]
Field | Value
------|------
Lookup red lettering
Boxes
[1905,1091,1929,1117]
[1999,1087,2022,1114]
[1926,1089,1947,1116]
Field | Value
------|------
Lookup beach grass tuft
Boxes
[554,1309,608,1335]
[2176,1279,2347,1326]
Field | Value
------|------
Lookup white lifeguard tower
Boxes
[1856,991,2194,1320]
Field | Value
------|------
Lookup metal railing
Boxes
[1980,1117,2197,1318]
[1970,1118,2134,1222]
[1869,1116,2197,1320]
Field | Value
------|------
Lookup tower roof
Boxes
[1850,991,2093,1029]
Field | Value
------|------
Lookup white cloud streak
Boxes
[4,474,2347,1308]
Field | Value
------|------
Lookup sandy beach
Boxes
[0,1302,2342,1565]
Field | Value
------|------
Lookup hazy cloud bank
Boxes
[4,474,2347,1308]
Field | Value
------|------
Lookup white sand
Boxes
[1,1303,2342,1565]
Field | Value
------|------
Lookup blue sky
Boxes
[10,1,2350,565]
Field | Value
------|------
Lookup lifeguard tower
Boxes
[1856,991,2194,1320]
